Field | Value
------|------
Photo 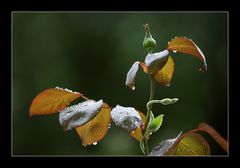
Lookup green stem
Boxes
[143,75,155,155]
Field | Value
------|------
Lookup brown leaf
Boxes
[154,56,174,87]
[198,122,228,153]
[130,111,146,141]
[167,36,207,72]
[29,88,81,117]
[75,103,111,146]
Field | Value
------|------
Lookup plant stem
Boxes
[143,75,155,155]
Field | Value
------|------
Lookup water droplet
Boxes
[131,86,135,90]
[173,50,177,53]
[93,142,97,145]
[177,147,181,152]
[149,132,152,135]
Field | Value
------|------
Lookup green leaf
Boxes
[140,137,145,154]
[167,133,210,156]
[146,98,179,111]
[159,98,179,105]
[146,110,155,130]
[149,114,164,132]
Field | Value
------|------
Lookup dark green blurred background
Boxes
[12,12,227,155]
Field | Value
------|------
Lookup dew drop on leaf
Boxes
[93,142,97,145]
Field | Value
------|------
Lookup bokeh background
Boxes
[13,12,227,155]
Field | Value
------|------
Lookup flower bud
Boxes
[143,24,156,52]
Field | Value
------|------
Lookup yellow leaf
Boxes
[167,133,210,156]
[130,111,146,141]
[75,103,111,146]
[154,56,174,87]
[29,88,81,117]
[167,36,207,72]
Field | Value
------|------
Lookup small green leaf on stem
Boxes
[149,114,164,132]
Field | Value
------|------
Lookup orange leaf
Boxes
[29,88,81,117]
[167,36,207,72]
[75,103,111,146]
[139,62,148,73]
[154,56,174,87]
[130,111,146,141]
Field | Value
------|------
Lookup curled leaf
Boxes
[29,87,81,117]
[158,98,179,105]
[111,105,142,132]
[75,103,111,146]
[154,56,175,87]
[167,36,207,72]
[59,100,103,131]
[149,132,182,156]
[198,122,228,153]
[144,50,169,74]
[167,133,210,156]
[146,98,179,111]
[125,61,140,90]
[130,111,146,141]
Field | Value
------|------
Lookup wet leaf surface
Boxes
[167,133,210,156]
[59,100,103,131]
[149,132,182,156]
[125,61,140,90]
[111,105,142,132]
[130,111,146,141]
[75,103,111,146]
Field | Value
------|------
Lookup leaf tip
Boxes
[198,62,207,72]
